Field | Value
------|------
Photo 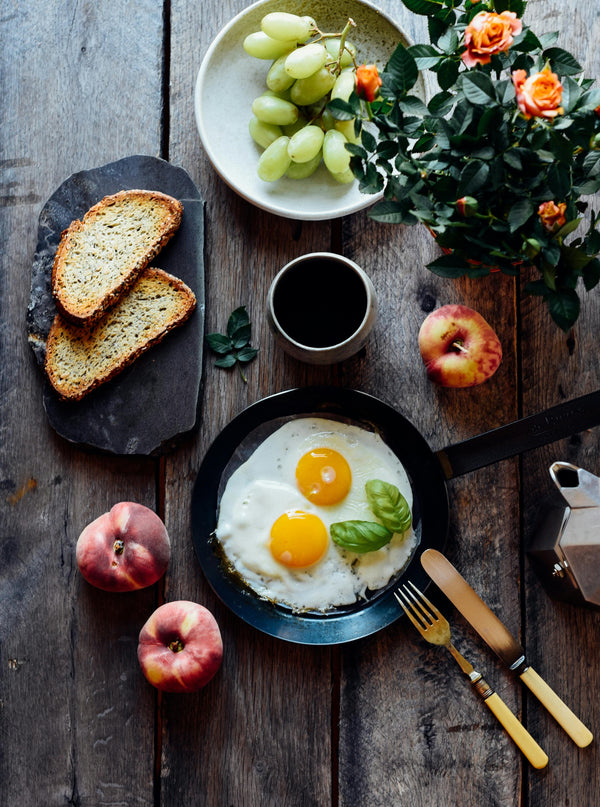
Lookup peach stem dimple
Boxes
[168,638,184,653]
[113,539,125,554]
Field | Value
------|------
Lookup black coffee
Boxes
[272,258,368,348]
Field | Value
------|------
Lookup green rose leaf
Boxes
[457,160,490,197]
[236,346,259,363]
[508,199,534,233]
[583,257,600,291]
[547,289,581,331]
[427,253,468,278]
[214,354,237,369]
[543,47,582,77]
[460,71,497,105]
[227,306,250,338]
[369,200,411,223]
[383,42,419,96]
[330,521,393,553]
[494,0,526,15]
[326,97,355,121]
[206,333,232,354]
[365,480,412,534]
[399,0,443,16]
[408,43,442,69]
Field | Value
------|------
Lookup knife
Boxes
[421,548,593,748]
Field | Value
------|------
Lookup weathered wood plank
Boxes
[163,1,335,804]
[0,1,165,803]
[521,2,600,805]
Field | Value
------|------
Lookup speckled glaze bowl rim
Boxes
[194,0,421,220]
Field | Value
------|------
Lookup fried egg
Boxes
[215,417,417,612]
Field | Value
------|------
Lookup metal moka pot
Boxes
[527,462,600,609]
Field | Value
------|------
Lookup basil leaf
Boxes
[330,521,393,553]
[365,480,412,533]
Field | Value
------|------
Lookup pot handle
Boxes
[436,389,600,480]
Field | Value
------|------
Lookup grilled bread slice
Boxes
[45,268,196,400]
[51,189,183,324]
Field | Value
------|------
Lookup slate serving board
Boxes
[27,155,205,456]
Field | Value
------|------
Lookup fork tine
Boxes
[407,580,443,620]
[394,589,427,634]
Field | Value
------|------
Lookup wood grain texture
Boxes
[519,3,600,806]
[0,1,164,804]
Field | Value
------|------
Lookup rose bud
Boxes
[457,196,479,217]
[538,200,567,232]
[356,64,382,102]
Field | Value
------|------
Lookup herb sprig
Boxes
[330,479,412,553]
[206,306,258,383]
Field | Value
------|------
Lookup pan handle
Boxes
[436,389,600,479]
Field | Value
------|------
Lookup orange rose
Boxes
[356,64,382,102]
[462,11,522,68]
[538,201,567,232]
[595,104,600,118]
[513,66,564,119]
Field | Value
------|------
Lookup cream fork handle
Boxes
[520,666,593,748]
[483,691,549,769]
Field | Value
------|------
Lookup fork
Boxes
[396,581,548,769]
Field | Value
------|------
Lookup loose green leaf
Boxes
[214,354,237,369]
[236,346,259,363]
[206,333,232,354]
[206,305,258,382]
[227,306,250,338]
[365,480,412,533]
[330,520,393,553]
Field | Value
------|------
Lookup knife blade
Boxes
[421,548,593,748]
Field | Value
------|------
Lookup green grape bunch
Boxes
[243,11,363,184]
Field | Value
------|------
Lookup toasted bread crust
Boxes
[45,267,196,400]
[51,190,183,325]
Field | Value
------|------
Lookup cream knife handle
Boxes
[483,692,549,769]
[520,666,593,748]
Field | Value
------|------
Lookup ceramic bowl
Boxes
[194,0,422,220]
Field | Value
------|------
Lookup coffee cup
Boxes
[266,252,377,365]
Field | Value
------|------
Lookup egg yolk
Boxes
[295,447,352,505]
[269,510,328,568]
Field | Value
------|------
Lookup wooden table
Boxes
[2,1,599,804]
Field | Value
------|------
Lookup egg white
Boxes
[215,417,417,612]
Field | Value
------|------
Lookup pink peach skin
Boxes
[76,502,170,592]
[418,304,502,388]
[137,601,223,693]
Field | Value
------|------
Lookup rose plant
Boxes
[330,0,600,329]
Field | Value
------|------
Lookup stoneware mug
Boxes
[266,252,377,365]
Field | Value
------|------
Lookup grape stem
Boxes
[313,18,357,76]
